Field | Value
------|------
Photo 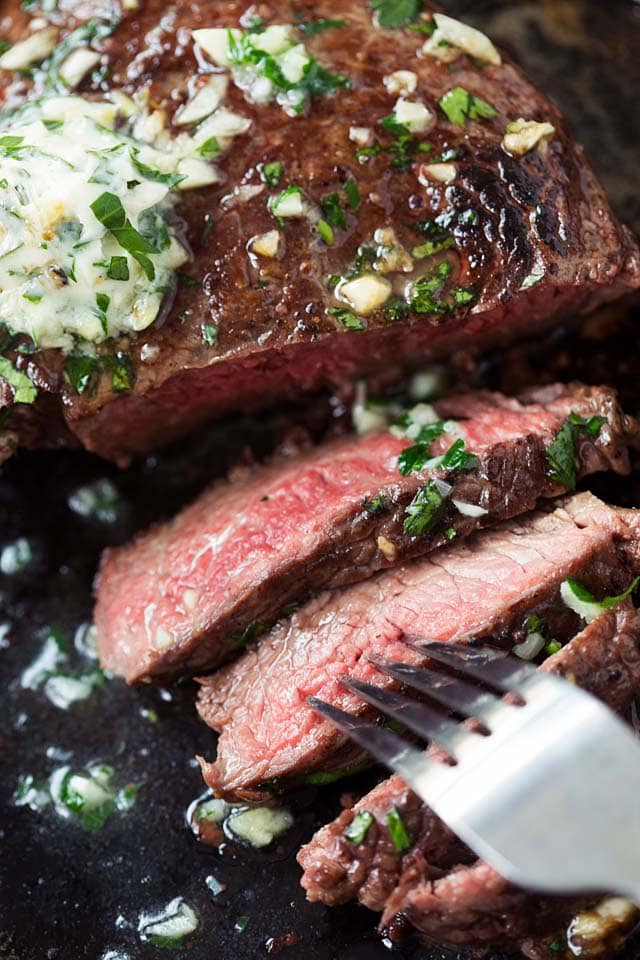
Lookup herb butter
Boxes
[0,96,189,350]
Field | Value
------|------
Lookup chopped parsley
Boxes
[64,351,133,396]
[410,261,452,313]
[321,192,348,230]
[0,357,37,404]
[106,255,129,281]
[370,0,422,28]
[397,421,447,474]
[344,176,361,210]
[440,438,478,471]
[363,494,386,515]
[317,219,335,245]
[345,810,374,844]
[261,160,284,187]
[379,114,431,170]
[130,150,185,187]
[45,18,117,92]
[386,806,412,852]
[197,136,221,158]
[304,759,370,784]
[412,236,455,259]
[561,576,640,624]
[329,306,364,330]
[439,86,498,126]
[298,18,346,35]
[403,480,445,536]
[545,413,606,490]
[226,29,349,114]
[202,324,218,346]
[234,915,250,934]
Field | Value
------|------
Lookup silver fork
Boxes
[308,641,640,902]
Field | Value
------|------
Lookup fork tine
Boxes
[339,676,476,757]
[367,655,506,726]
[306,696,448,794]
[414,641,538,694]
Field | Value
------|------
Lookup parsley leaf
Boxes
[439,86,498,126]
[545,413,606,490]
[345,810,374,844]
[440,438,478,471]
[90,192,157,281]
[0,357,37,404]
[261,161,284,187]
[386,807,412,851]
[403,480,445,536]
[130,150,184,187]
[397,422,447,475]
[298,18,345,35]
[321,192,347,230]
[329,306,364,330]
[370,0,422,28]
[107,255,129,281]
[202,324,218,346]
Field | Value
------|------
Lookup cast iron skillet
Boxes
[1,2,639,958]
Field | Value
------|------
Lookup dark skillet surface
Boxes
[1,2,640,958]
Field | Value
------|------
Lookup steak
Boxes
[297,601,640,919]
[95,382,638,683]
[1,1,638,463]
[197,493,640,800]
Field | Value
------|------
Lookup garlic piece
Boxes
[249,229,281,258]
[430,14,501,66]
[349,126,373,147]
[338,274,392,316]
[58,48,101,89]
[0,27,58,70]
[419,162,457,184]
[377,536,398,561]
[176,75,229,125]
[503,118,556,156]
[393,98,432,134]
[373,226,414,274]
[383,70,418,96]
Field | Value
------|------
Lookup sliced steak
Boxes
[197,493,640,800]
[1,1,638,463]
[95,383,638,683]
[298,601,640,954]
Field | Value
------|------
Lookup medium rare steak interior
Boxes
[95,382,638,683]
[296,601,640,958]
[0,1,638,463]
[197,492,640,800]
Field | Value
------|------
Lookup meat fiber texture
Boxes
[295,601,640,955]
[1,1,638,462]
[197,492,640,800]
[95,383,638,683]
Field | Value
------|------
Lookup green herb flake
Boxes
[304,759,370,784]
[234,915,250,934]
[410,260,452,314]
[202,324,218,346]
[106,255,129,281]
[329,306,364,330]
[344,176,361,210]
[64,354,100,395]
[412,236,455,259]
[370,0,422,28]
[316,219,334,245]
[439,86,498,126]
[403,480,445,536]
[544,640,562,656]
[95,292,110,314]
[261,160,284,187]
[545,412,606,490]
[444,526,456,541]
[386,806,412,852]
[298,18,346,35]
[321,192,347,230]
[197,136,221,158]
[440,438,479,472]
[363,495,385,515]
[345,810,374,844]
[0,357,37,404]
[397,421,447,475]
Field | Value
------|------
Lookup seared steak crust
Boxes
[299,601,640,951]
[197,494,640,800]
[1,1,638,461]
[95,382,638,683]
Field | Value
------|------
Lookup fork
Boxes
[308,641,640,902]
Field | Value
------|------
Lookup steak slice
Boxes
[297,601,640,916]
[94,382,638,683]
[197,493,640,800]
[1,1,638,463]
[377,602,640,952]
